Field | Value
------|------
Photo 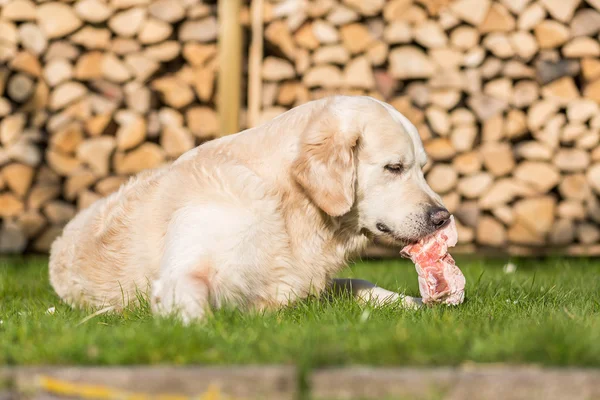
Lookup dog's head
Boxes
[292,96,449,244]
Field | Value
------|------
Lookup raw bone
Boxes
[401,216,466,305]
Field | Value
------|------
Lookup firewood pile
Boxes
[255,0,600,255]
[0,0,599,255]
[0,0,221,252]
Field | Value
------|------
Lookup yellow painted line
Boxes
[38,376,238,400]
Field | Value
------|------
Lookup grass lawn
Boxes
[1,256,599,368]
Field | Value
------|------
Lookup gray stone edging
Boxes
[1,366,297,400]
[310,366,600,400]
[2,365,600,400]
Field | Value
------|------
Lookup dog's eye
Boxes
[385,163,404,174]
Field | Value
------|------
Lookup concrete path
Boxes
[2,365,600,400]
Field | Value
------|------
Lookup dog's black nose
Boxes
[429,207,450,229]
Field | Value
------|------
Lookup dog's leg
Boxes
[329,278,422,308]
[151,271,210,324]
[150,207,221,323]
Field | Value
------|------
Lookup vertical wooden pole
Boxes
[248,0,264,128]
[217,0,242,136]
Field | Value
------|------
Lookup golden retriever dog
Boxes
[49,96,450,322]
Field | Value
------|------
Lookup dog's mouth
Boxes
[369,219,452,247]
[367,226,419,247]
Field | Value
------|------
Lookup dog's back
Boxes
[49,167,170,308]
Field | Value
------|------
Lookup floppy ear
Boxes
[292,110,359,217]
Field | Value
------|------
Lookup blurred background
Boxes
[0,0,599,256]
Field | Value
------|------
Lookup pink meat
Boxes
[401,216,465,305]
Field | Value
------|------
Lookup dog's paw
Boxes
[400,295,423,310]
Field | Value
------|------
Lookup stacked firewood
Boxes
[257,0,600,254]
[0,0,220,253]
[1,0,600,255]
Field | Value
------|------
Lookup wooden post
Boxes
[248,0,264,128]
[217,0,242,136]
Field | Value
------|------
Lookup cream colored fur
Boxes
[49,96,444,322]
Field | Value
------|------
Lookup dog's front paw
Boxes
[400,295,423,309]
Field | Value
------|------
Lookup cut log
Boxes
[0,220,27,254]
[151,77,194,108]
[483,33,514,58]
[426,164,457,194]
[479,3,516,33]
[588,163,600,194]
[144,41,181,62]
[480,142,515,177]
[2,0,37,21]
[450,0,491,26]
[2,163,34,197]
[148,0,186,23]
[303,65,343,88]
[457,172,493,199]
[263,57,296,81]
[139,18,173,45]
[44,201,76,225]
[70,27,111,50]
[9,51,42,77]
[77,190,101,210]
[383,21,412,44]
[95,176,128,196]
[558,200,586,221]
[49,81,87,111]
[554,148,591,171]
[312,19,339,44]
[476,216,507,247]
[17,209,46,238]
[33,226,64,252]
[50,123,83,154]
[389,46,436,79]
[27,183,61,209]
[7,73,34,103]
[450,26,479,50]
[577,223,600,245]
[516,141,554,160]
[160,125,195,158]
[108,8,147,37]
[563,37,600,57]
[550,219,575,245]
[74,0,113,23]
[451,126,477,152]
[37,2,83,39]
[340,23,374,54]
[44,59,73,87]
[514,161,561,192]
[452,151,482,175]
[414,20,447,48]
[467,94,508,120]
[0,113,26,145]
[183,43,217,67]
[46,149,81,176]
[115,111,146,151]
[540,0,581,23]
[534,20,570,49]
[514,196,556,235]
[327,4,359,25]
[344,56,375,89]
[559,174,591,200]
[114,143,166,175]
[64,169,97,201]
[424,138,456,161]
[179,16,218,42]
[571,9,600,36]
[18,23,47,55]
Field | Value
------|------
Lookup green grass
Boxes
[1,257,600,367]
